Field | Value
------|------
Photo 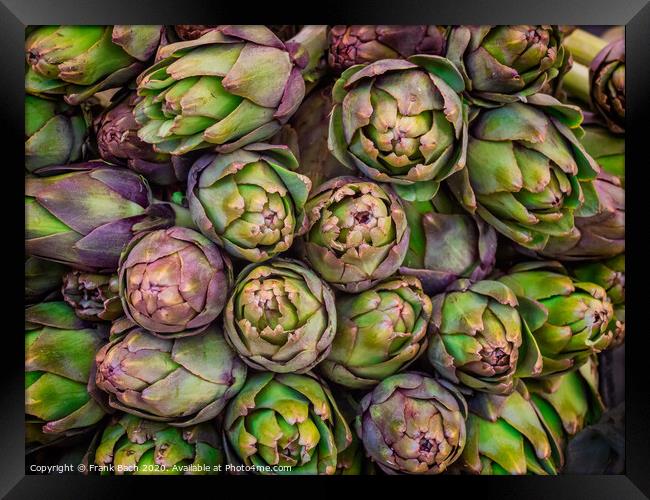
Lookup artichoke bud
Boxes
[320,275,432,389]
[118,227,233,336]
[25,95,89,173]
[62,271,122,322]
[25,302,108,445]
[223,372,353,474]
[90,413,224,475]
[498,261,614,377]
[427,279,543,394]
[589,38,624,134]
[25,25,163,104]
[356,372,467,474]
[301,176,410,292]
[188,144,311,263]
[224,258,337,373]
[95,324,246,426]
[329,55,468,201]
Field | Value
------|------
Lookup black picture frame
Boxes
[4,1,648,497]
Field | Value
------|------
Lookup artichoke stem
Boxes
[564,29,608,66]
[562,62,591,105]
[287,25,328,82]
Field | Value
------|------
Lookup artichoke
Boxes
[527,356,604,446]
[118,227,232,336]
[25,25,163,105]
[572,255,625,346]
[95,324,246,426]
[590,38,624,134]
[26,164,179,272]
[62,271,122,322]
[187,144,311,263]
[356,372,467,474]
[427,279,543,395]
[91,413,223,475]
[25,95,88,173]
[399,188,497,294]
[580,113,624,185]
[448,94,600,251]
[301,176,409,292]
[445,25,566,106]
[319,275,431,389]
[328,25,448,72]
[328,56,468,201]
[134,26,308,155]
[538,171,624,260]
[223,372,353,474]
[498,261,613,377]
[271,84,352,190]
[95,92,194,186]
[459,381,561,475]
[26,302,108,444]
[224,259,336,373]
[25,256,67,303]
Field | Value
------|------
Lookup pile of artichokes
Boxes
[25,24,625,476]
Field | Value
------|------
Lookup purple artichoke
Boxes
[62,271,122,321]
[95,92,194,186]
[95,324,246,426]
[118,227,232,336]
[356,372,467,474]
[25,163,178,272]
[590,38,624,134]
[328,25,448,72]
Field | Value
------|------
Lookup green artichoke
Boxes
[62,271,122,322]
[319,275,431,389]
[224,259,337,373]
[25,26,163,105]
[95,324,246,426]
[301,176,409,292]
[580,113,624,185]
[328,25,448,72]
[445,25,566,107]
[91,413,223,475]
[459,381,561,475]
[187,144,311,262]
[539,171,624,260]
[135,26,309,155]
[118,227,232,336]
[572,255,625,346]
[25,256,67,303]
[427,279,542,395]
[498,261,613,377]
[328,56,468,201]
[448,93,600,251]
[356,372,467,474]
[223,372,353,474]
[26,302,108,444]
[527,356,604,446]
[590,38,624,134]
[399,188,497,294]
[25,95,88,173]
